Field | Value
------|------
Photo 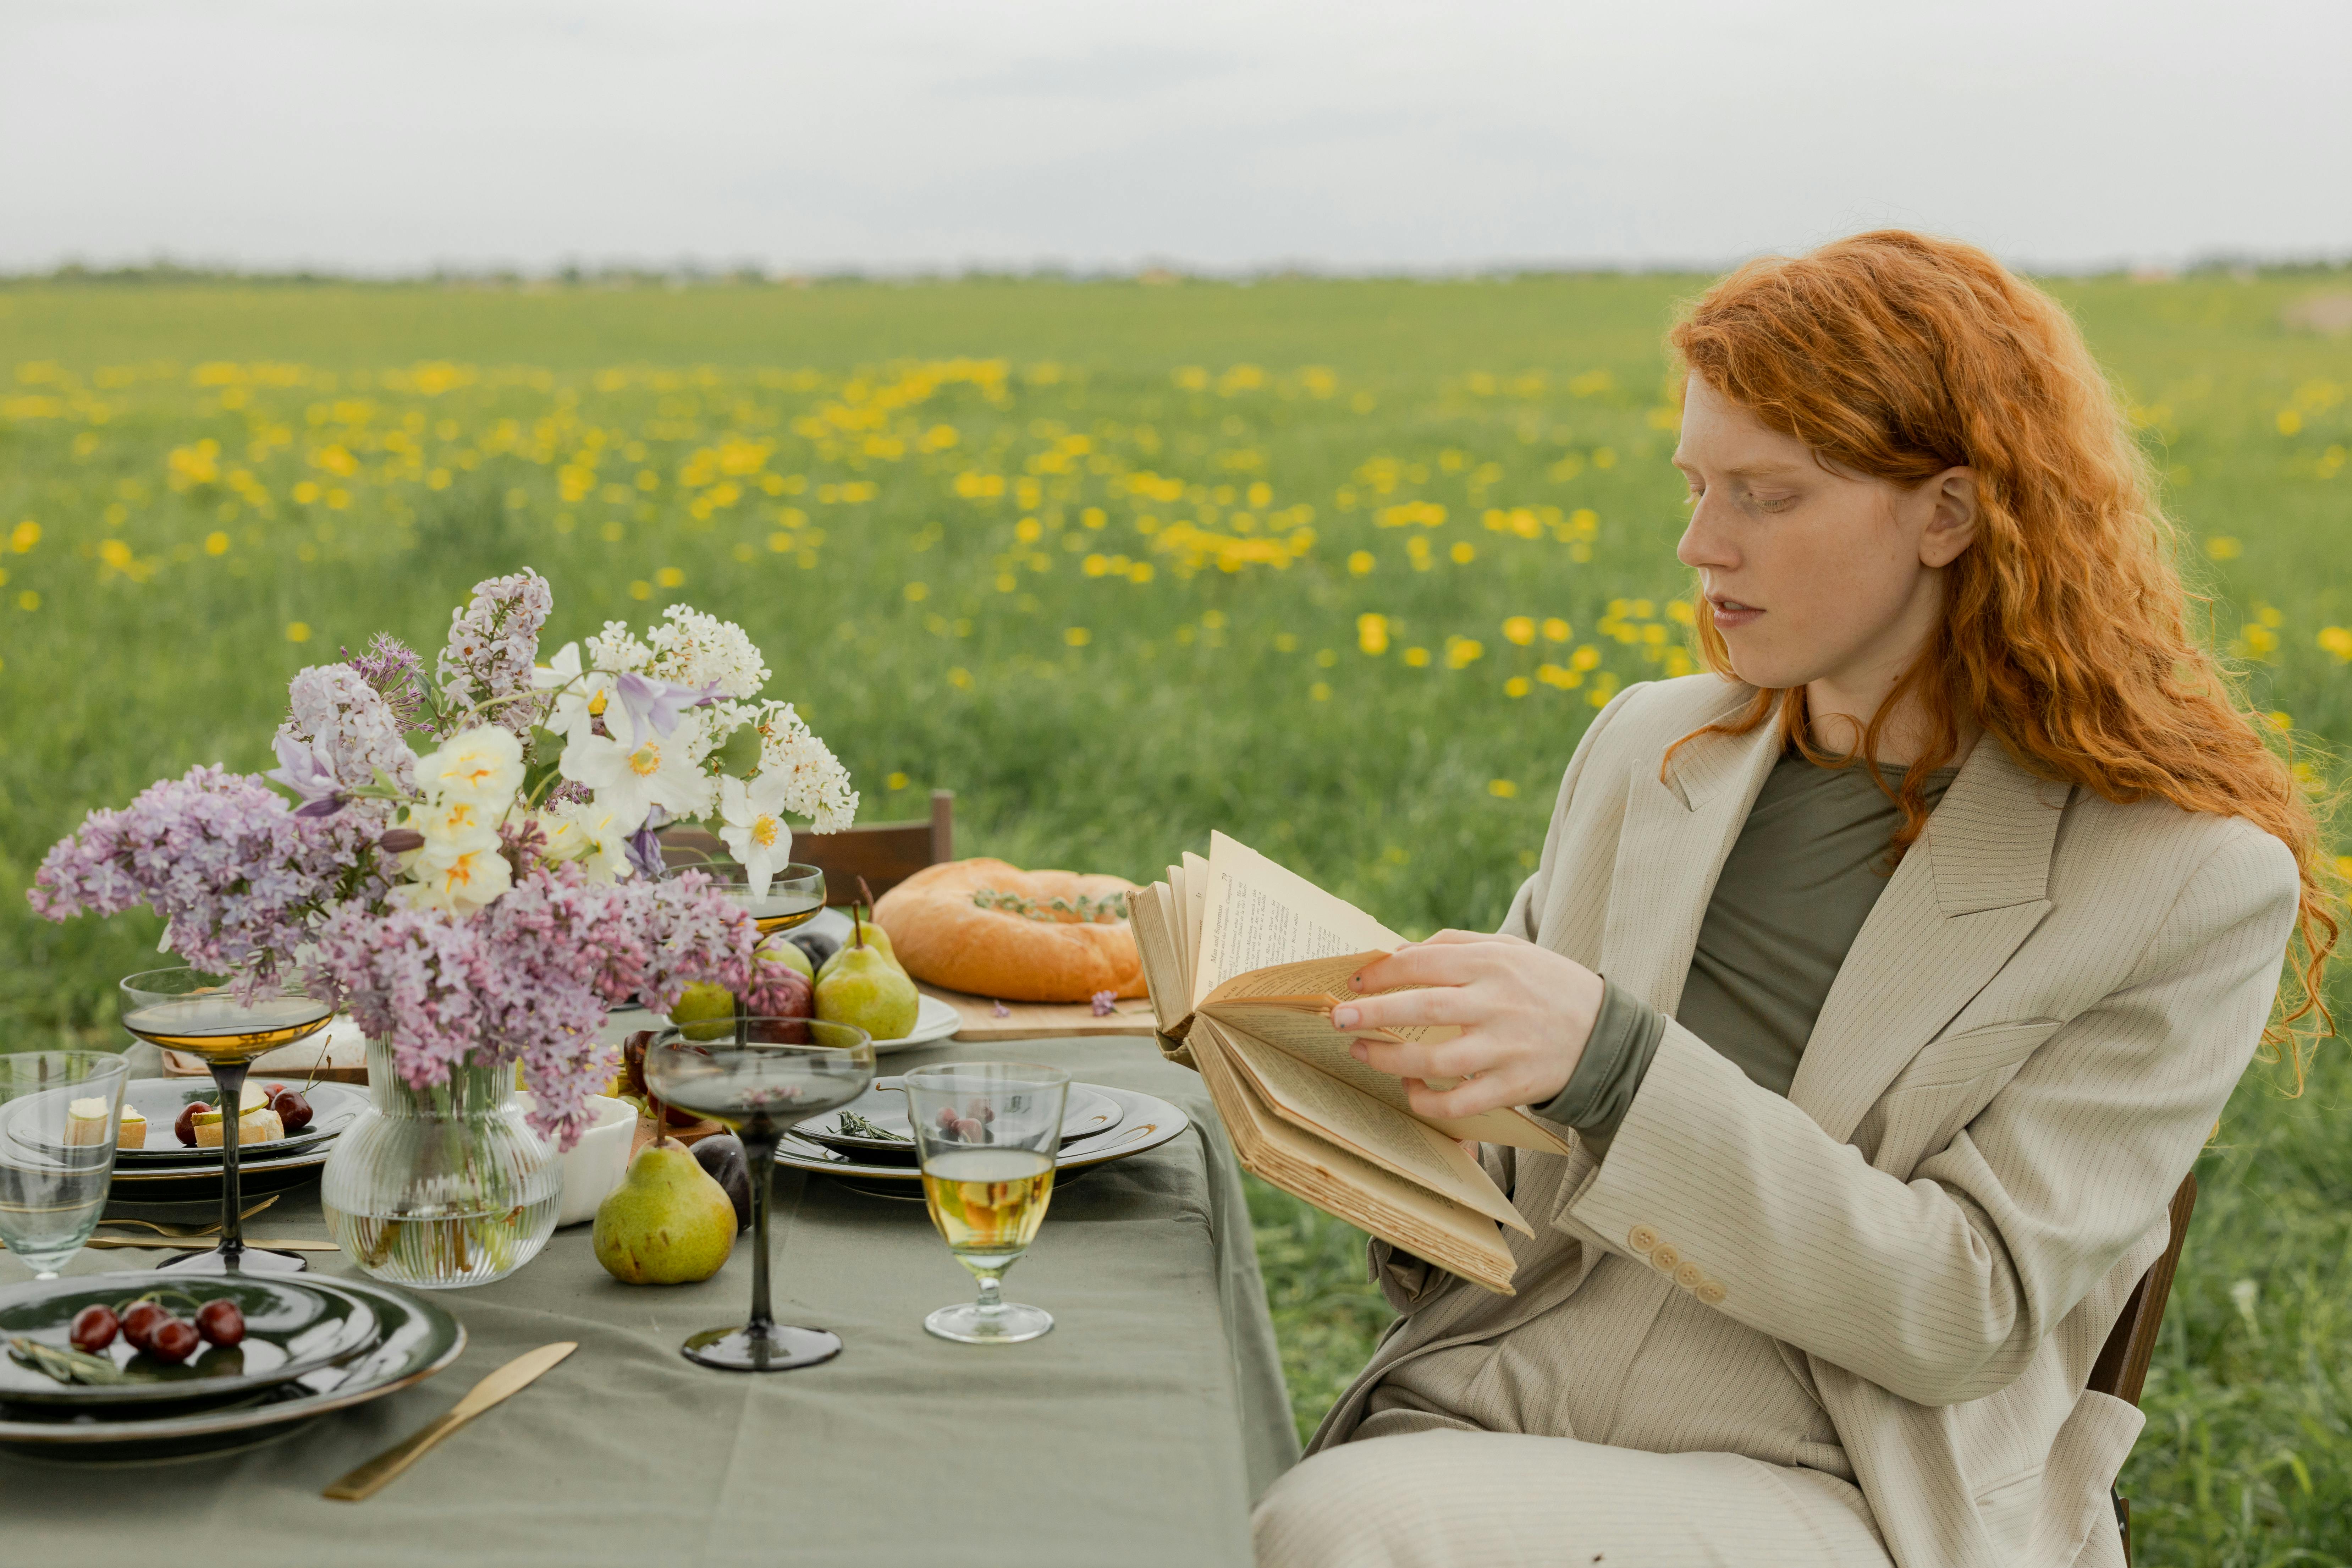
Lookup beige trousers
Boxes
[1253,1429,1893,1568]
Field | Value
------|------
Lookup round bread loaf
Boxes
[872,858,1147,1003]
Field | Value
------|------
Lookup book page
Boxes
[1191,832,1408,1010]
[1179,850,1209,991]
[1220,1028,1529,1234]
[1192,1021,1515,1292]
[1201,997,1574,1155]
[1128,882,1187,1033]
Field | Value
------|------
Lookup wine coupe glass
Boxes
[643,1020,874,1371]
[0,1052,132,1279]
[118,967,334,1275]
[903,1062,1070,1344]
[708,864,826,939]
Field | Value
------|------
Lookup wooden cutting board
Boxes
[161,1016,371,1083]
[918,983,1160,1041]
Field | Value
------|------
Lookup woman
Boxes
[1252,231,2331,1568]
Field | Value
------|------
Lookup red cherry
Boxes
[270,1089,314,1135]
[953,1117,984,1141]
[119,1301,169,1352]
[69,1304,119,1353]
[935,1106,961,1131]
[145,1317,200,1366]
[194,1299,245,1347]
[173,1101,205,1146]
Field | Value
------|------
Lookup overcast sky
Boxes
[3,0,2346,275]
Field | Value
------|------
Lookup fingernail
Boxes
[1332,1006,1359,1029]
[1349,1042,1368,1062]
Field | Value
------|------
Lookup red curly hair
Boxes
[1668,230,2336,1059]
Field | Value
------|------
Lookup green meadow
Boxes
[2,270,2347,1562]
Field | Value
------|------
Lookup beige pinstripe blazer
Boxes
[1310,675,2299,1568]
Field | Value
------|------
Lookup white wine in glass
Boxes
[904,1062,1069,1344]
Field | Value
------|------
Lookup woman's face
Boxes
[1672,376,1976,703]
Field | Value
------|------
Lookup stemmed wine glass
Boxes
[708,864,826,940]
[118,967,334,1275]
[904,1062,1070,1344]
[643,1020,874,1371]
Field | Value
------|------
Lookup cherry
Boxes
[145,1317,200,1366]
[119,1301,169,1352]
[173,1101,206,1146]
[195,1298,246,1348]
[69,1304,119,1353]
[953,1116,985,1141]
[270,1089,314,1135]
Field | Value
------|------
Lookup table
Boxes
[0,1037,1298,1567]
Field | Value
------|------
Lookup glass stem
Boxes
[974,1269,1004,1317]
[213,1061,248,1266]
[743,1127,780,1337]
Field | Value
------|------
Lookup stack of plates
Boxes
[26,1080,373,1198]
[0,1272,462,1462]
[776,1078,1190,1184]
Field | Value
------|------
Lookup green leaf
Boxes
[712,724,762,778]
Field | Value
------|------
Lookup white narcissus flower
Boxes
[414,724,525,808]
[716,772,794,899]
[534,642,619,746]
[555,707,704,834]
[538,799,634,883]
[401,840,513,917]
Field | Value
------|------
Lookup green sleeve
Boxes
[1533,977,1666,1150]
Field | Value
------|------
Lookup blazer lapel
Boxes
[1789,739,2069,1144]
[1596,704,1782,1014]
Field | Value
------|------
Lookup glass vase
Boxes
[320,1039,562,1289]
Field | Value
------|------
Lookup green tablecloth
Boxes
[0,1037,1297,1566]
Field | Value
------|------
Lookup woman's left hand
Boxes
[1333,931,1605,1119]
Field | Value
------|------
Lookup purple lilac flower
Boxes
[305,865,759,1149]
[266,733,346,818]
[28,766,386,986]
[347,634,427,730]
[278,663,414,792]
[436,569,552,736]
[1090,990,1117,1018]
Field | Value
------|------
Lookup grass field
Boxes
[3,270,2348,1562]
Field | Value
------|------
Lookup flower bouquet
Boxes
[31,569,856,1285]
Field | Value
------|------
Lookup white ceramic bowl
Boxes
[514,1092,637,1227]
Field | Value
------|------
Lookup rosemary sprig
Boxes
[835,1110,907,1141]
[7,1336,127,1386]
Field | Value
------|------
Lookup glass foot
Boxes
[681,1322,841,1371]
[153,1246,308,1275]
[925,1301,1052,1344]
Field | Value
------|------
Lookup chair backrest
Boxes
[2088,1172,2198,1407]
[657,789,954,906]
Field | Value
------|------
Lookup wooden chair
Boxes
[657,789,955,906]
[2088,1172,2198,1565]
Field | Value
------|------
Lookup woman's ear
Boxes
[1919,467,1980,568]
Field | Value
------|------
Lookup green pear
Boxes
[669,980,738,1043]
[816,920,897,981]
[593,1139,738,1285]
[814,918,919,1042]
[758,936,815,982]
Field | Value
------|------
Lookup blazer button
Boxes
[1674,1262,1704,1291]
[1696,1280,1728,1306]
[1627,1225,1661,1254]
[1650,1244,1680,1272]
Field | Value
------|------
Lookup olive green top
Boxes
[1539,753,1959,1144]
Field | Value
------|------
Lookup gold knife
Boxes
[83,1236,343,1251]
[323,1342,578,1501]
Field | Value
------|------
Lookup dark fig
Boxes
[693,1134,753,1232]
[787,931,838,969]
[70,1304,119,1353]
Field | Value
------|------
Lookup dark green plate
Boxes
[0,1273,463,1463]
[0,1274,379,1409]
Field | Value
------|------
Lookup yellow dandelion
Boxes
[1488,779,1518,798]
[285,621,311,642]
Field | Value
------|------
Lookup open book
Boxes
[1129,832,1571,1295]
